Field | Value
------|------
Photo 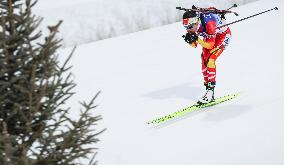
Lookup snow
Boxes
[52,0,284,164]
[35,0,258,47]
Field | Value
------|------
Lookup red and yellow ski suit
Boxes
[191,13,232,84]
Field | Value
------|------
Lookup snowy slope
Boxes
[58,0,284,164]
[35,0,258,47]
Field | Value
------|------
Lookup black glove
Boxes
[183,32,198,44]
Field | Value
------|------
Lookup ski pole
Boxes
[217,7,279,29]
[227,4,238,11]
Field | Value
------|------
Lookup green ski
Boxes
[147,92,241,125]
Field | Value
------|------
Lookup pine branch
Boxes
[0,0,104,164]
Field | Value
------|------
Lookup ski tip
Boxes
[274,7,279,10]
[233,92,242,97]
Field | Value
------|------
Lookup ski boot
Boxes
[197,82,216,105]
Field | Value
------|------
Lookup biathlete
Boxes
[182,8,232,104]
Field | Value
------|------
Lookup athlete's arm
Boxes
[189,42,198,48]
[197,37,214,49]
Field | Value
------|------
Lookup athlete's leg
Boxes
[207,49,223,83]
[201,48,210,84]
[207,29,232,83]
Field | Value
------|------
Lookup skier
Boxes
[182,8,232,104]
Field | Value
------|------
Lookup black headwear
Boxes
[183,10,197,19]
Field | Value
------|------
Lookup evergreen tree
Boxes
[0,0,104,164]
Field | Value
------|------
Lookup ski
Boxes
[147,92,241,125]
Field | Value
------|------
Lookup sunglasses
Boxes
[183,18,198,29]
